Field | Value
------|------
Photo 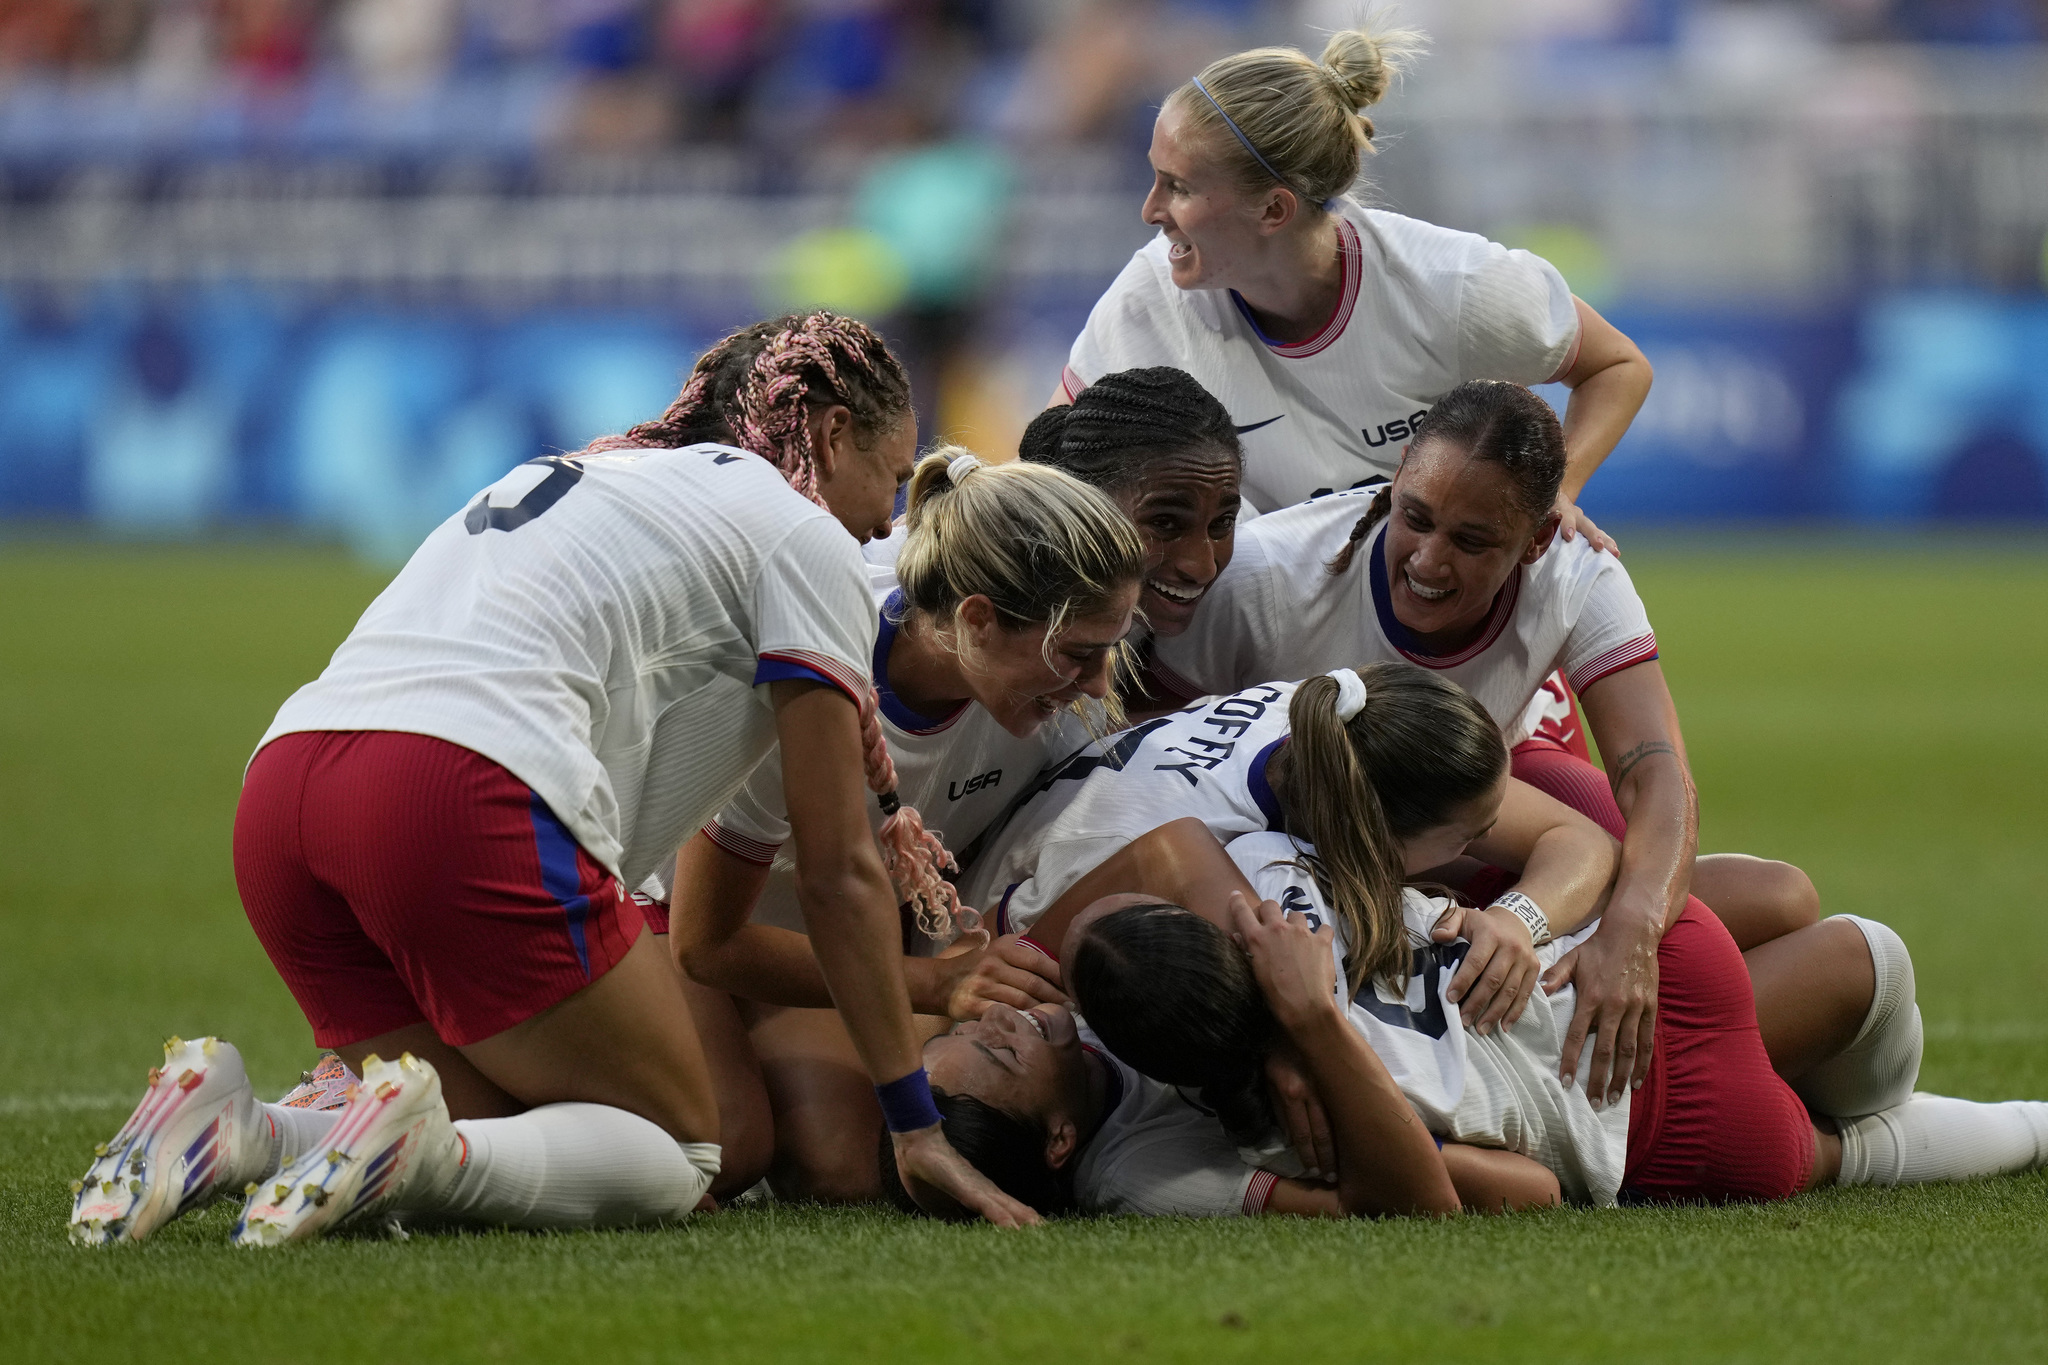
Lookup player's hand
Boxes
[1436,902,1540,1035]
[1263,1046,1336,1181]
[1555,496,1619,557]
[1229,891,1338,1034]
[1544,912,1659,1108]
[891,1124,1042,1227]
[935,934,1067,1021]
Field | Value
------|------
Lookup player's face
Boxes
[962,585,1140,737]
[815,412,918,544]
[1396,769,1509,875]
[1382,442,1543,646]
[923,1003,1088,1137]
[1115,451,1241,636]
[1142,104,1270,292]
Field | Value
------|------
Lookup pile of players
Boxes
[71,23,2047,1245]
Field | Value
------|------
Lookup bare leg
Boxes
[1692,854,1820,951]
[453,932,721,1143]
[745,1004,888,1203]
[1804,1122,1843,1190]
[336,1025,526,1121]
[670,959,774,1202]
[1744,918,1874,1081]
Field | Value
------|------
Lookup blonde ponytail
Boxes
[1168,22,1429,208]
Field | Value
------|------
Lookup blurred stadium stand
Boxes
[0,0,2044,555]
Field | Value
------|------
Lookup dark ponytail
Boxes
[1020,367,1242,496]
[1283,662,1506,993]
[876,1091,1075,1219]
[1069,904,1276,1143]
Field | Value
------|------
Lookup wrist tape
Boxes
[875,1068,943,1133]
[1489,890,1552,946]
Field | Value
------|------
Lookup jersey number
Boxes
[465,457,585,534]
[1353,940,1471,1041]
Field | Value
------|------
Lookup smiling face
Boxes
[813,410,919,543]
[922,1003,1090,1151]
[1113,450,1240,635]
[957,586,1140,736]
[1141,102,1276,294]
[1381,440,1559,650]
[1394,768,1510,875]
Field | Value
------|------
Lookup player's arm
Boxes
[1024,817,1259,961]
[1538,660,1690,1108]
[771,680,1038,1227]
[1233,892,1460,1218]
[1553,298,1652,553]
[1264,1144,1561,1217]
[673,832,1064,1019]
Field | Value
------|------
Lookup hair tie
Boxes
[1191,77,1331,213]
[947,452,982,485]
[1329,668,1369,721]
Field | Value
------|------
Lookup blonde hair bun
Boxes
[1317,25,1427,112]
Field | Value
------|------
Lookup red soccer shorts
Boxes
[235,730,642,1049]
[1622,899,1815,1202]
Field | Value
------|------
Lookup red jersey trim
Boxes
[756,649,867,710]
[1231,218,1361,360]
[703,820,779,867]
[1061,365,1088,401]
[1566,633,1659,695]
[1242,1168,1280,1215]
[1147,657,1206,706]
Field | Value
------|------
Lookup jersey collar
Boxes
[875,591,968,735]
[1247,738,1287,831]
[1229,216,1361,360]
[1080,1043,1127,1117]
[1367,522,1522,669]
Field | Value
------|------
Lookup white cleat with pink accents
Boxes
[232,1051,460,1247]
[68,1036,273,1246]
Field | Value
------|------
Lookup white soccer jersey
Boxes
[1071,833,1627,1216]
[259,445,875,889]
[959,682,1299,933]
[1064,205,1581,512]
[702,574,1093,937]
[1150,487,1658,746]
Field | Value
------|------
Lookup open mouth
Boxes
[1146,577,1204,606]
[1024,1011,1049,1040]
[1168,241,1193,261]
[1403,569,1453,603]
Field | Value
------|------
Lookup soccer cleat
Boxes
[231,1052,460,1247]
[68,1036,273,1246]
[276,1053,357,1112]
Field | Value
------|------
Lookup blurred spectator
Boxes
[339,0,462,96]
[218,0,321,88]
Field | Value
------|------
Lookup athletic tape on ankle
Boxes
[876,1068,943,1133]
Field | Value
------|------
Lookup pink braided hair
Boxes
[859,691,985,945]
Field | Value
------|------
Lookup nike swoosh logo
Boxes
[1235,415,1285,434]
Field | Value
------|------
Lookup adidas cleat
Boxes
[69,1036,271,1246]
[277,1053,357,1112]
[231,1052,458,1247]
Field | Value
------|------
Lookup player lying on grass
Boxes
[1143,379,1819,1104]
[67,312,1041,1248]
[908,670,2047,1215]
[661,449,1143,1203]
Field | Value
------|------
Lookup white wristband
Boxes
[1488,890,1551,946]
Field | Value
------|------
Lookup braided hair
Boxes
[1019,367,1241,495]
[586,311,911,508]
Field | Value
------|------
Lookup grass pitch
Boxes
[3,533,2046,1363]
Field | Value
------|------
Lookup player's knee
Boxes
[1760,860,1822,935]
[709,1102,774,1204]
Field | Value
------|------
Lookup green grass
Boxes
[4,533,2047,1362]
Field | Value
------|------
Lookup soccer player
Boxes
[908,676,2044,1215]
[1145,380,1820,1103]
[1055,24,1652,553]
[68,312,1038,1247]
[662,448,1144,1202]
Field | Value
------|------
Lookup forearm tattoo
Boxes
[1608,740,1679,788]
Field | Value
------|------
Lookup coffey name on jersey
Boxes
[260,444,875,890]
[1063,205,1580,511]
[1151,486,1658,746]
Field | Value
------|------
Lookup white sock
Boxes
[415,1103,720,1230]
[256,1103,341,1178]
[1795,915,1924,1118]
[1836,1094,2048,1186]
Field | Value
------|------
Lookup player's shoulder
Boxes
[1526,532,1637,612]
[1242,485,1383,566]
[1350,206,1505,279]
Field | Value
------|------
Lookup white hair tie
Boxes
[1329,668,1369,721]
[947,452,982,484]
